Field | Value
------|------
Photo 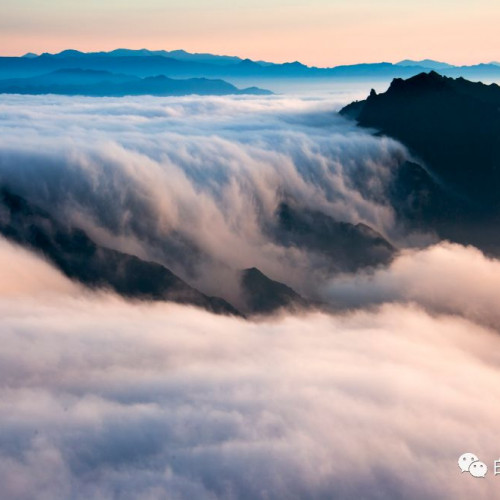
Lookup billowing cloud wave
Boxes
[1,91,499,500]
[0,94,414,301]
[1,236,500,499]
[324,242,500,330]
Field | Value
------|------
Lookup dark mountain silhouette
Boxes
[0,188,320,316]
[236,200,396,314]
[341,71,500,254]
[0,69,272,96]
[0,188,242,316]
[240,267,309,314]
[274,202,395,272]
[3,50,500,81]
[0,185,394,315]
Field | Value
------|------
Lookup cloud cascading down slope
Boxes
[0,93,414,305]
[1,93,500,499]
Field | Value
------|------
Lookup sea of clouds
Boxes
[2,237,500,499]
[1,93,500,499]
[0,93,413,301]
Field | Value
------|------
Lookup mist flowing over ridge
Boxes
[1,72,500,499]
[0,92,413,314]
[2,73,499,313]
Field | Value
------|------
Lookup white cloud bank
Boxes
[1,93,498,499]
[0,94,411,299]
[325,242,500,330]
[1,237,500,500]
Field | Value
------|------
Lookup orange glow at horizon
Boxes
[0,0,499,66]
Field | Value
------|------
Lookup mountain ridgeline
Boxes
[0,188,242,316]
[0,186,395,317]
[341,71,500,254]
[0,68,271,97]
[1,49,500,82]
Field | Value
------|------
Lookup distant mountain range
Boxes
[1,49,500,82]
[25,48,246,65]
[0,68,271,97]
[395,59,454,70]
[341,71,500,255]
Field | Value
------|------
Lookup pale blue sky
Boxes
[1,0,498,65]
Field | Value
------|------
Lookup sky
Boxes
[1,0,499,65]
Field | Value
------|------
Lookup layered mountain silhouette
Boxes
[0,188,242,315]
[274,202,395,272]
[2,50,500,81]
[0,69,271,96]
[0,186,396,315]
[31,48,245,65]
[341,71,500,254]
[238,202,396,313]
[0,188,320,316]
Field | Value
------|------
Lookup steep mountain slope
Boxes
[0,188,242,316]
[274,202,395,272]
[0,188,321,316]
[340,72,500,253]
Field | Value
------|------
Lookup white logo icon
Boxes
[470,461,488,478]
[458,453,487,477]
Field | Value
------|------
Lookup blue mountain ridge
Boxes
[4,49,499,81]
[0,68,272,96]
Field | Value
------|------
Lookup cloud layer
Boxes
[1,236,500,500]
[0,94,411,300]
[325,242,500,330]
[1,93,499,499]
